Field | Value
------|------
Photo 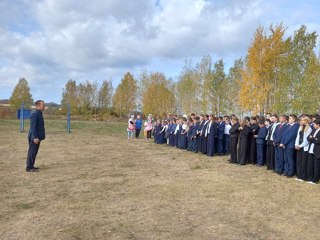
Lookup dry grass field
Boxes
[1,119,320,240]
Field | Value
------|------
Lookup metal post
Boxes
[20,103,24,132]
[67,104,71,133]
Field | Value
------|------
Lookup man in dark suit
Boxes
[273,115,288,175]
[280,114,299,177]
[26,100,46,172]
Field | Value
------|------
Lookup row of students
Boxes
[262,114,320,184]
[153,115,232,156]
[151,113,320,184]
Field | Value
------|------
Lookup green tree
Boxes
[78,80,98,117]
[61,79,80,116]
[285,25,318,113]
[98,80,113,109]
[210,59,226,115]
[142,72,175,117]
[196,55,212,113]
[224,58,244,115]
[176,61,198,115]
[113,72,137,118]
[9,78,33,109]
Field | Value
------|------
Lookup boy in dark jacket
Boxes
[255,120,268,166]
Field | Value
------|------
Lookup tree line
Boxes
[8,24,320,119]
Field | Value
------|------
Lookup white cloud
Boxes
[0,0,319,102]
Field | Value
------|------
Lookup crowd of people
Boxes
[127,113,320,185]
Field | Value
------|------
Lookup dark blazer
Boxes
[256,126,267,145]
[239,125,250,139]
[249,123,259,136]
[28,109,45,141]
[307,129,320,158]
[187,125,193,138]
[201,121,209,136]
[229,122,240,138]
[217,122,225,139]
[281,123,300,148]
[208,121,218,137]
[198,121,205,135]
[273,123,288,145]
[192,123,199,138]
[169,124,176,134]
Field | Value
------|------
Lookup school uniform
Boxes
[179,124,188,149]
[169,123,176,146]
[187,124,194,151]
[192,122,200,152]
[256,126,267,166]
[273,123,288,174]
[201,120,210,154]
[174,124,181,147]
[165,124,171,145]
[280,122,299,177]
[247,123,259,164]
[295,126,312,180]
[154,124,162,144]
[152,124,157,143]
[237,125,250,165]
[224,123,231,155]
[207,120,218,157]
[197,120,205,153]
[265,122,279,170]
[158,125,167,144]
[306,129,320,183]
[229,122,240,163]
[217,121,225,155]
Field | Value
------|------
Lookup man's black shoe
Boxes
[26,168,39,172]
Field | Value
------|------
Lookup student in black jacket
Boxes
[247,116,259,164]
[229,117,240,164]
[306,119,320,184]
[238,118,250,165]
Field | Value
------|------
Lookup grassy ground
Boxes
[1,119,320,240]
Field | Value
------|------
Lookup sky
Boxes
[0,0,319,103]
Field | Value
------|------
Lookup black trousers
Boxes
[147,130,152,139]
[296,150,307,180]
[307,154,320,183]
[135,129,141,138]
[266,143,275,170]
[230,137,238,163]
[26,140,41,170]
[238,138,248,165]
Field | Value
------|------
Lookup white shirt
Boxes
[224,124,231,135]
[266,122,280,141]
[295,126,312,151]
[201,120,209,135]
[206,121,212,137]
[160,125,168,133]
[174,124,180,134]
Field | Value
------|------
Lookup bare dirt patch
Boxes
[1,120,320,239]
